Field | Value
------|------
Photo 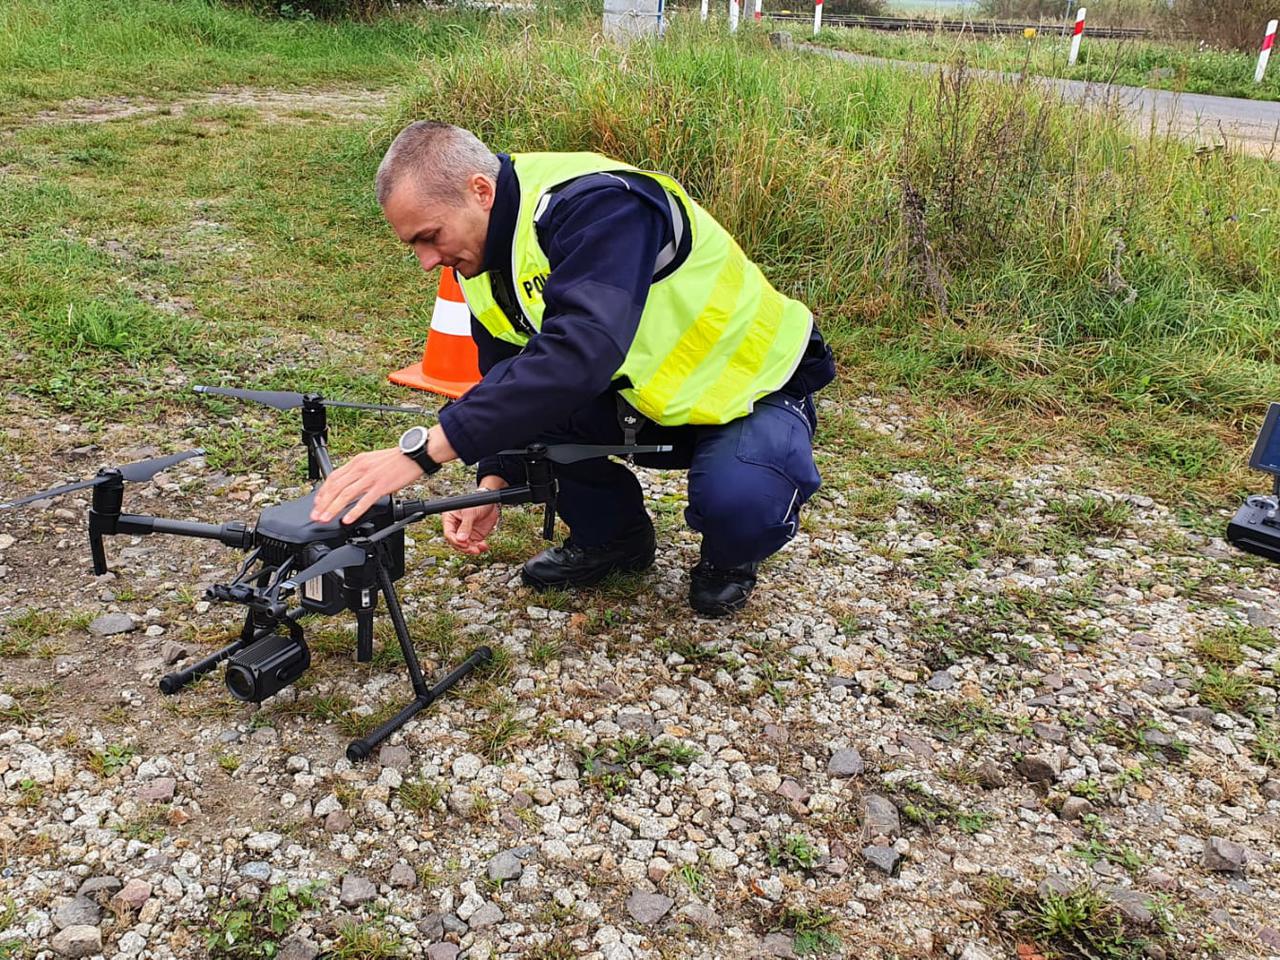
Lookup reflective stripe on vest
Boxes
[457,152,813,426]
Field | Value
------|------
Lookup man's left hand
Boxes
[310,447,424,525]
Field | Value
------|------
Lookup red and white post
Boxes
[700,0,708,20]
[1068,6,1086,66]
[754,0,762,20]
[813,0,823,35]
[1257,19,1278,84]
[729,0,740,32]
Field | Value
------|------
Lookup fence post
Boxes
[813,0,823,36]
[1258,19,1278,84]
[729,0,740,32]
[1068,7,1086,66]
[754,0,762,20]
[701,0,708,20]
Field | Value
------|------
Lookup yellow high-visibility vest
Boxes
[457,152,812,425]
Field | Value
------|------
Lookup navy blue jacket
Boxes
[436,155,836,480]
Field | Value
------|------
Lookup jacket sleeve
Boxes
[438,177,673,465]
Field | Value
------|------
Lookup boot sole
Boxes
[521,555,655,591]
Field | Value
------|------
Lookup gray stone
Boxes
[160,640,189,665]
[677,902,722,929]
[388,863,417,888]
[1246,606,1280,628]
[1060,797,1093,821]
[339,874,378,907]
[625,890,673,925]
[468,902,503,929]
[487,846,533,882]
[52,897,101,930]
[137,777,176,802]
[88,613,135,636]
[1038,875,1074,899]
[239,862,272,882]
[51,925,102,958]
[1017,753,1060,783]
[863,845,900,874]
[958,945,996,960]
[860,794,900,842]
[776,779,810,804]
[378,744,412,770]
[926,670,955,691]
[768,31,795,50]
[112,879,151,910]
[1033,723,1066,743]
[1102,886,1155,925]
[425,945,460,960]
[1174,707,1215,724]
[1203,836,1247,873]
[1258,928,1280,951]
[416,913,445,942]
[976,760,1006,789]
[617,710,659,735]
[762,931,797,957]
[325,810,352,833]
[827,747,864,778]
[1261,780,1280,801]
[76,877,122,900]
[441,913,467,934]
[897,732,936,759]
[277,936,321,960]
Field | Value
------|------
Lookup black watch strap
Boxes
[404,446,441,476]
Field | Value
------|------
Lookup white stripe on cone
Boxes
[429,286,471,337]
[1068,7,1086,66]
[1257,19,1277,84]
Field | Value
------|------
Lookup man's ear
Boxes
[470,173,496,212]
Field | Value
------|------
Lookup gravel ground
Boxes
[2,390,1279,960]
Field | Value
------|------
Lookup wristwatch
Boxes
[398,425,442,476]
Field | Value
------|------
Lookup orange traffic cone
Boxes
[388,267,482,398]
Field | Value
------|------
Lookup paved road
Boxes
[802,44,1280,156]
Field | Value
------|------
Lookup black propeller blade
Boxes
[0,449,206,510]
[280,511,427,590]
[496,443,674,464]
[194,385,426,415]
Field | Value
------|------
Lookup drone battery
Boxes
[225,632,311,703]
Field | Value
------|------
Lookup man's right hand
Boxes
[442,476,507,555]
[443,503,500,555]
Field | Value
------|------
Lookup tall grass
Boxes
[382,18,1280,432]
[0,0,490,104]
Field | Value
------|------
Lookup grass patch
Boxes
[206,882,321,959]
[580,735,699,798]
[1194,666,1262,716]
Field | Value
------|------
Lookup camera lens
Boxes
[225,664,257,702]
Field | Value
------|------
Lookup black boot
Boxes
[689,559,760,617]
[521,520,656,590]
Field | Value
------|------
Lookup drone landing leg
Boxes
[343,564,491,763]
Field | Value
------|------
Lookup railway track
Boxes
[766,12,1161,40]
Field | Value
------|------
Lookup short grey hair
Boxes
[376,121,500,207]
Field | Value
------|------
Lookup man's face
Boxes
[383,173,494,279]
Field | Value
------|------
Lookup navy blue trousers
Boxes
[508,390,822,567]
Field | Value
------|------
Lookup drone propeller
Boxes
[497,443,674,464]
[279,511,426,591]
[194,385,426,415]
[0,449,206,510]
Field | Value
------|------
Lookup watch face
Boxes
[399,425,427,453]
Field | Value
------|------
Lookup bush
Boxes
[220,0,406,20]
[1174,0,1276,51]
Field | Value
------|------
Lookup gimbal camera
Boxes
[0,385,669,761]
[1227,402,1280,563]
